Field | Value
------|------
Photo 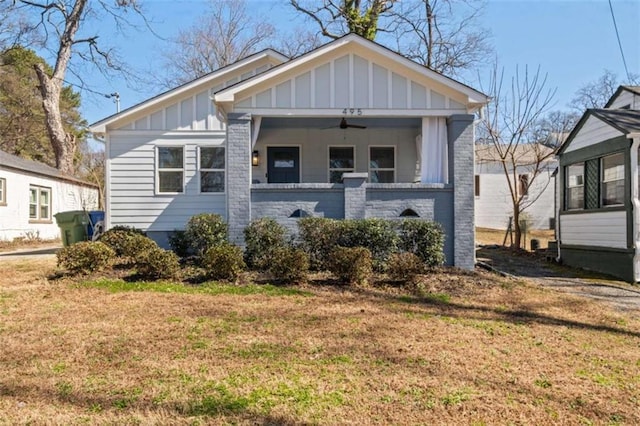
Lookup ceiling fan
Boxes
[324,117,367,129]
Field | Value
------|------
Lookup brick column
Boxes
[226,113,252,246]
[447,114,475,270]
[343,172,368,219]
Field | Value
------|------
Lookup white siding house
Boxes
[90,34,490,269]
[475,144,556,230]
[0,150,99,241]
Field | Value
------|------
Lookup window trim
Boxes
[155,145,185,195]
[328,145,356,183]
[474,175,480,197]
[198,145,226,194]
[368,145,396,183]
[0,177,6,206]
[601,152,625,207]
[28,185,51,223]
[565,162,584,211]
[518,174,529,197]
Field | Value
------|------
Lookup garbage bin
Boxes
[87,210,105,240]
[54,210,89,247]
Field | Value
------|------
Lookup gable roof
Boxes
[89,49,288,133]
[557,108,640,154]
[214,33,489,109]
[0,150,97,188]
[475,143,556,166]
[604,85,640,108]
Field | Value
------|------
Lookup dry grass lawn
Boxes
[1,258,639,425]
[476,227,555,250]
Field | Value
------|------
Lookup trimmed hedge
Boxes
[328,246,372,285]
[386,252,426,282]
[243,218,287,269]
[201,243,246,282]
[100,228,157,261]
[297,217,340,270]
[135,247,181,280]
[336,219,399,270]
[267,247,309,284]
[185,213,228,257]
[398,219,445,267]
[57,241,115,274]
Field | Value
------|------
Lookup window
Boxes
[566,163,584,210]
[329,146,354,183]
[200,146,225,193]
[602,152,625,206]
[29,186,51,221]
[474,175,480,197]
[369,146,395,183]
[0,177,5,205]
[518,174,529,197]
[157,146,184,193]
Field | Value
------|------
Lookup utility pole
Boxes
[106,92,120,113]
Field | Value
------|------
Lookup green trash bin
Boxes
[54,210,89,247]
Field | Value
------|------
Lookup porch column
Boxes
[227,112,252,246]
[343,172,368,219]
[447,114,475,270]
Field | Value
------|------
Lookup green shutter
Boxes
[585,159,599,209]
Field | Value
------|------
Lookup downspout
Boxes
[629,134,640,281]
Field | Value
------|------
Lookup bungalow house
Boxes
[475,143,556,230]
[89,34,489,270]
[556,86,640,281]
[0,150,99,241]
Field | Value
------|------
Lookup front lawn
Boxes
[0,258,638,424]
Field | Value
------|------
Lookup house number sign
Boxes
[342,108,363,116]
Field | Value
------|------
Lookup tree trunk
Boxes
[425,0,433,69]
[34,63,76,174]
[512,205,522,250]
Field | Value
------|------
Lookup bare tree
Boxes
[161,0,275,85]
[531,110,580,148]
[5,0,147,174]
[571,69,640,111]
[387,0,491,76]
[479,64,556,249]
[274,27,324,59]
[289,0,397,40]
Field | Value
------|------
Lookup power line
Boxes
[608,0,631,82]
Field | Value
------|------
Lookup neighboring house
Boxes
[0,150,99,241]
[89,34,489,270]
[556,86,640,282]
[475,143,556,230]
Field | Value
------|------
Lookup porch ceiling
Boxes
[260,117,422,129]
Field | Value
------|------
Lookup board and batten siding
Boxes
[607,91,640,110]
[234,53,467,112]
[116,63,274,132]
[563,115,623,154]
[560,211,627,249]
[108,132,226,231]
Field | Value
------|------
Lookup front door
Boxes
[267,147,300,183]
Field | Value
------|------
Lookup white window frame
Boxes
[156,146,185,195]
[565,163,584,210]
[328,145,355,183]
[29,185,51,222]
[369,145,396,183]
[601,152,625,207]
[0,177,6,205]
[198,145,226,194]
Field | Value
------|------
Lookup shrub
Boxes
[328,246,372,285]
[386,252,426,282]
[298,217,340,270]
[100,228,157,260]
[201,243,246,281]
[244,218,287,269]
[336,219,399,270]
[399,220,445,267]
[267,247,309,284]
[168,230,191,258]
[135,247,181,280]
[185,213,228,257]
[57,241,115,274]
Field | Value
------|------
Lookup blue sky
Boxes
[75,0,640,126]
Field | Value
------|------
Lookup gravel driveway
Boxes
[477,246,640,312]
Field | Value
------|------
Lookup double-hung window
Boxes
[329,146,355,183]
[29,185,51,221]
[566,163,584,210]
[369,146,395,183]
[200,146,225,193]
[157,146,184,194]
[601,152,625,206]
[0,177,5,205]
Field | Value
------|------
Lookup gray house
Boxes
[556,86,640,281]
[90,34,489,269]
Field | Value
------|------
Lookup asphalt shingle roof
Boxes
[0,150,96,187]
